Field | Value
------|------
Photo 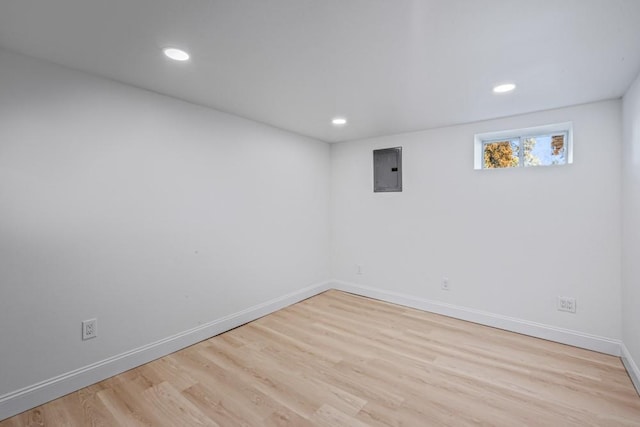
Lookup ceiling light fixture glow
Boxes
[493,83,516,93]
[163,47,190,61]
[332,117,347,126]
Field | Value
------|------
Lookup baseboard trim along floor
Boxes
[622,343,640,396]
[334,283,640,395]
[0,281,332,421]
[3,290,639,425]
[2,279,637,421]
[331,281,622,356]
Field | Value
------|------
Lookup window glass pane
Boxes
[483,139,519,169]
[524,133,567,166]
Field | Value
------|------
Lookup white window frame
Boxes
[474,122,573,170]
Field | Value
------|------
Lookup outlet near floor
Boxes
[557,296,576,313]
[82,318,97,340]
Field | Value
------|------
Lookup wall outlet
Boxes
[557,296,576,313]
[356,264,363,275]
[82,318,97,340]
[441,277,450,291]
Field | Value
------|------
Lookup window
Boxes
[474,123,572,170]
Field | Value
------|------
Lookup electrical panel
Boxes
[373,147,402,192]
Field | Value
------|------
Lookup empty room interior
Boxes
[2,0,640,425]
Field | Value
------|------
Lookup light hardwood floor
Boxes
[2,290,639,426]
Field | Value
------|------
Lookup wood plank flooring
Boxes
[2,290,639,426]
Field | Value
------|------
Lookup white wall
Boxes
[622,72,640,377]
[0,48,330,397]
[0,43,633,412]
[331,100,622,340]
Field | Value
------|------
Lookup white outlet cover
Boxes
[557,297,576,313]
[82,318,97,340]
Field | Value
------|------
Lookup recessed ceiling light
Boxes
[493,83,516,93]
[163,48,190,61]
[332,117,347,126]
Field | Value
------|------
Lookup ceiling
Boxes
[1,0,640,143]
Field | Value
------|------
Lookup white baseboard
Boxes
[1,280,632,421]
[621,343,640,396]
[0,281,331,422]
[332,280,621,356]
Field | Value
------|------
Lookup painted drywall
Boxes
[0,48,330,397]
[622,72,640,376]
[331,100,622,340]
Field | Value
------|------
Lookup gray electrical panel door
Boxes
[373,147,402,192]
